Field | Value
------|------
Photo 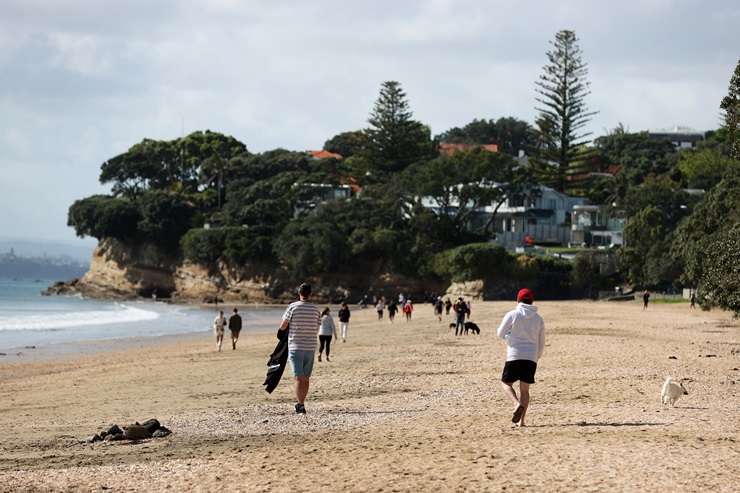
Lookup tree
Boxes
[323,130,368,158]
[720,59,740,160]
[672,167,740,287]
[699,225,740,315]
[405,149,530,241]
[435,117,534,156]
[100,131,248,199]
[677,148,740,189]
[364,81,434,173]
[619,178,696,288]
[136,191,197,249]
[68,195,140,240]
[593,129,678,188]
[532,30,597,192]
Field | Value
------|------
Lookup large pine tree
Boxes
[532,30,597,193]
[365,81,433,174]
[720,59,740,160]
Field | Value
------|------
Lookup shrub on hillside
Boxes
[433,243,512,282]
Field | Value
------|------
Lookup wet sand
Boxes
[1,300,739,492]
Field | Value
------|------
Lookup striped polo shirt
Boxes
[282,300,320,351]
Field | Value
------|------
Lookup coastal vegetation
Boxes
[66,32,740,313]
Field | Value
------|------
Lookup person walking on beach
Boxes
[497,288,545,427]
[690,291,696,309]
[376,297,385,320]
[388,300,398,323]
[434,297,444,322]
[338,302,351,342]
[278,283,321,414]
[228,308,242,350]
[643,290,651,310]
[318,307,337,362]
[403,300,413,321]
[465,300,472,320]
[213,310,226,352]
[444,298,452,316]
[453,297,467,336]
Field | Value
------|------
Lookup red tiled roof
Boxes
[439,142,499,156]
[606,164,623,175]
[309,150,343,160]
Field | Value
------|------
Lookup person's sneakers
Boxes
[326,356,331,362]
[294,403,306,414]
[318,354,322,362]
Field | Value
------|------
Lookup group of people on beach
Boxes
[211,284,543,426]
[372,295,415,322]
[212,308,242,352]
[270,283,544,426]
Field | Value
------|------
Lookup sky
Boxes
[0,0,738,246]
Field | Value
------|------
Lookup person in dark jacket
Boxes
[453,298,467,336]
[338,302,351,342]
[228,308,242,350]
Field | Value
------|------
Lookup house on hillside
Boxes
[293,183,352,216]
[439,142,499,156]
[570,205,625,247]
[648,126,705,149]
[490,186,585,247]
[418,184,586,248]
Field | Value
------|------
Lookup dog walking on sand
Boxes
[497,288,545,427]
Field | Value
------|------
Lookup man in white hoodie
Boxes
[496,288,545,427]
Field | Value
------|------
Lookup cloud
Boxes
[0,0,738,241]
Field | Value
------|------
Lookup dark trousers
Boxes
[319,335,332,356]
[455,315,465,336]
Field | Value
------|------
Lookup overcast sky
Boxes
[0,0,738,245]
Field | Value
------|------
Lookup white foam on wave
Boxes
[0,304,160,331]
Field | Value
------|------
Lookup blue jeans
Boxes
[289,350,315,378]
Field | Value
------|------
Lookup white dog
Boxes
[661,377,689,406]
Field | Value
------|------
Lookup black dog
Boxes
[464,321,480,335]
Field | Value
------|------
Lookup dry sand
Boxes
[1,300,739,492]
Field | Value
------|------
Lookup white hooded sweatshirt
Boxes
[496,303,545,362]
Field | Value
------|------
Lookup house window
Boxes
[527,217,537,226]
[510,195,524,207]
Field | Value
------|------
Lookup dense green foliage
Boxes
[720,59,740,160]
[436,117,533,156]
[698,226,740,314]
[68,195,140,240]
[67,48,740,308]
[433,243,512,282]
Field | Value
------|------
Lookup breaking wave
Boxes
[0,304,160,331]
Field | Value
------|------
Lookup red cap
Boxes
[517,288,534,303]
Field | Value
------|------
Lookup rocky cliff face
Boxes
[46,239,447,303]
[49,239,179,299]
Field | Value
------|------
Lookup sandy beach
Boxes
[1,300,739,492]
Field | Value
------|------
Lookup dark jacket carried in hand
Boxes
[338,307,351,323]
[263,327,289,394]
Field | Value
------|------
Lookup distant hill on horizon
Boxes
[0,237,95,263]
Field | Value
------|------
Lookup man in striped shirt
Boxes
[278,282,321,414]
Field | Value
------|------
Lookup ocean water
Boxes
[0,279,283,352]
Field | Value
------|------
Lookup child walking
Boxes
[318,307,338,362]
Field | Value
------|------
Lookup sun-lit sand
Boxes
[1,300,738,492]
